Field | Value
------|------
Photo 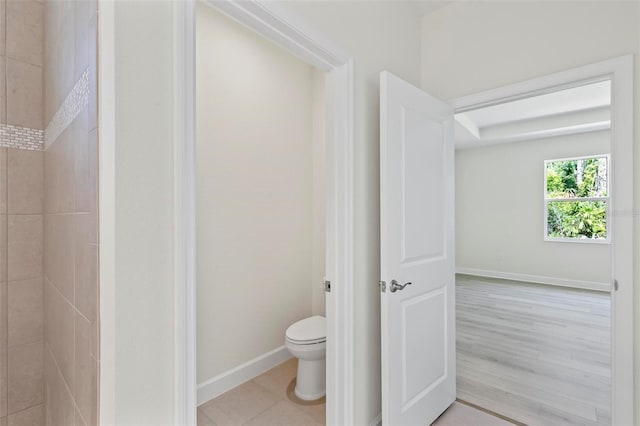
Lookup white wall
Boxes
[456,131,611,284]
[103,1,422,424]
[104,1,176,424]
[421,1,640,421]
[196,4,325,382]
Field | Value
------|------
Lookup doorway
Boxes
[195,3,328,423]
[452,77,618,426]
[449,56,633,426]
[173,1,356,425]
[379,56,633,426]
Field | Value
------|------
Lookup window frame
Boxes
[543,153,611,244]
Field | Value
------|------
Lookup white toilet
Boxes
[285,315,326,401]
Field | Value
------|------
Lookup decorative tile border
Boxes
[0,66,90,152]
[0,123,44,151]
[44,68,90,150]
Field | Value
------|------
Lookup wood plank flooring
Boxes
[456,275,611,426]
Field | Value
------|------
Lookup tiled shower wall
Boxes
[0,1,99,425]
[3,149,45,425]
[43,1,99,426]
[0,0,47,424]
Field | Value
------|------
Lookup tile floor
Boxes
[434,402,516,426]
[197,358,325,426]
[197,358,513,426]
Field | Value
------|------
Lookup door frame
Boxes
[173,1,356,425]
[449,55,634,425]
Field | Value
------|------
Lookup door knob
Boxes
[390,280,412,293]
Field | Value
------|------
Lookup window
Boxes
[544,155,609,242]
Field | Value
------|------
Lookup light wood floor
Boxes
[456,275,611,426]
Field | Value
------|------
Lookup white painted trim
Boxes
[206,0,349,71]
[323,59,355,426]
[455,120,610,150]
[176,2,355,425]
[174,1,197,425]
[451,55,634,425]
[197,347,293,406]
[97,0,116,424]
[454,113,480,139]
[455,268,611,293]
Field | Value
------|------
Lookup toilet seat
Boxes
[285,315,325,345]
[286,336,325,345]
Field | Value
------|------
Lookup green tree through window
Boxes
[545,156,609,240]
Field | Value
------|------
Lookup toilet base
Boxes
[294,358,326,401]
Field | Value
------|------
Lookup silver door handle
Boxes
[390,280,412,293]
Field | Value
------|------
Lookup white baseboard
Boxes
[197,346,292,406]
[370,413,382,426]
[455,267,611,292]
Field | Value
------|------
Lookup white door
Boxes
[380,71,455,426]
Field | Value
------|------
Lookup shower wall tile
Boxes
[43,3,56,127]
[0,347,7,418]
[0,282,7,418]
[43,126,74,214]
[43,1,69,119]
[44,345,74,426]
[0,216,7,284]
[73,0,89,84]
[0,57,4,101]
[73,108,90,212]
[74,407,86,426]
[6,60,42,131]
[87,16,96,132]
[43,280,74,396]
[0,56,6,125]
[7,341,43,414]
[0,0,5,57]
[8,279,42,347]
[6,0,43,67]
[74,312,97,426]
[87,129,97,214]
[7,215,42,282]
[7,150,42,215]
[74,215,96,323]
[43,214,73,301]
[7,403,44,426]
[57,5,75,108]
[0,282,7,356]
[2,0,45,423]
[0,149,7,219]
[44,1,99,424]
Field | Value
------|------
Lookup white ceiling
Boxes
[454,80,611,149]
[411,1,453,18]
[461,80,610,128]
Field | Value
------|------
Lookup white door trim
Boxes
[173,1,356,425]
[174,1,197,425]
[450,55,634,426]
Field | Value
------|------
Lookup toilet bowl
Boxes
[285,315,326,401]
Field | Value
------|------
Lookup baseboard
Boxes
[455,267,611,292]
[197,346,292,406]
[370,413,382,426]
